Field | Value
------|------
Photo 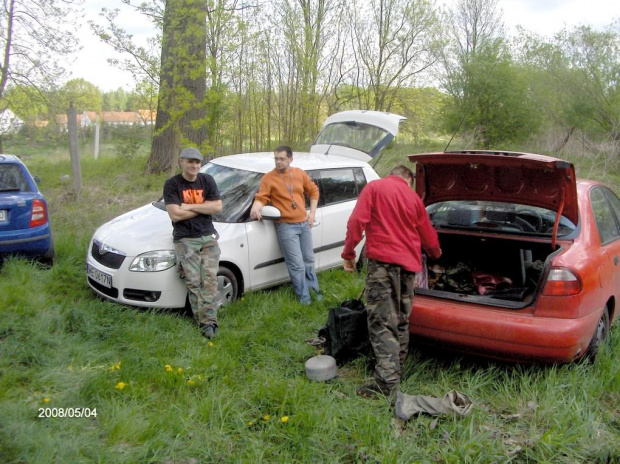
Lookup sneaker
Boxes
[356,383,395,399]
[314,291,324,302]
[200,324,217,339]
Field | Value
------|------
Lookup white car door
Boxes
[245,213,322,290]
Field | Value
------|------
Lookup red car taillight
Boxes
[542,268,582,296]
[30,199,48,228]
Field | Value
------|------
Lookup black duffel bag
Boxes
[317,298,372,365]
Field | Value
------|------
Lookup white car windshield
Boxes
[202,163,263,223]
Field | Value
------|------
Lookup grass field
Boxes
[1,140,619,463]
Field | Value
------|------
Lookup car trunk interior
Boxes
[414,232,559,308]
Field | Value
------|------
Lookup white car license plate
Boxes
[0,210,6,222]
[87,264,112,288]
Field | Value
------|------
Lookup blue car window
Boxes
[0,164,30,192]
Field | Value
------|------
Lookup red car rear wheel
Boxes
[584,308,610,361]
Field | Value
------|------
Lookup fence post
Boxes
[67,102,82,195]
[94,122,100,160]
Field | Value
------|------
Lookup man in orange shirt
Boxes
[250,145,321,304]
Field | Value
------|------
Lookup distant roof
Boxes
[101,111,141,123]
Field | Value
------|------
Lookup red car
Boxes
[408,150,620,363]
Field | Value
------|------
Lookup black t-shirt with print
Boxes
[163,173,220,241]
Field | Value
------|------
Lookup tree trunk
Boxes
[554,126,575,153]
[147,0,208,175]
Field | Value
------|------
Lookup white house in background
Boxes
[101,111,142,125]
[76,110,156,128]
[80,111,99,127]
[0,109,24,134]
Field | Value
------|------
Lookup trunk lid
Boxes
[311,110,406,162]
[409,150,579,234]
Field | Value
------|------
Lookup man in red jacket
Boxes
[342,164,441,400]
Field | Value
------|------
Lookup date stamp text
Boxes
[38,407,97,418]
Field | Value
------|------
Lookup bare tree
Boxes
[0,0,82,150]
[348,0,441,111]
[0,0,82,98]
[318,3,357,114]
[227,1,260,153]
[204,0,258,155]
[440,0,504,99]
[451,0,503,59]
[268,0,340,145]
[439,0,525,148]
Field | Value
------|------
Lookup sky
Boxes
[70,0,153,92]
[71,0,620,92]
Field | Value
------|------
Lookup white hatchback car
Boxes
[86,111,405,308]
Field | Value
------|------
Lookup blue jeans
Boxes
[275,221,319,304]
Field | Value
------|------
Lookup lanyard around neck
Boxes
[278,169,294,200]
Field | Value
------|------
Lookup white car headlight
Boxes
[129,250,176,272]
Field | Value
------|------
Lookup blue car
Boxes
[0,154,54,265]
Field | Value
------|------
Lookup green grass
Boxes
[1,142,619,463]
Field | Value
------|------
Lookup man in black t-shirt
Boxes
[163,147,222,338]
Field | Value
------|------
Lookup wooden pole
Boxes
[67,102,82,195]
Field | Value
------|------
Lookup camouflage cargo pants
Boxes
[174,234,221,326]
[365,258,416,392]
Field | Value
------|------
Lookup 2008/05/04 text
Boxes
[38,408,97,418]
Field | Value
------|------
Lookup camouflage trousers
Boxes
[174,234,221,326]
[365,258,416,392]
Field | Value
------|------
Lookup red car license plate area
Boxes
[87,264,112,288]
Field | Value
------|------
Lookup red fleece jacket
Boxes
[341,175,441,272]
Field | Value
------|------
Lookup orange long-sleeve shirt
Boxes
[254,167,319,223]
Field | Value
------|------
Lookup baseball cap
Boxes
[180,147,203,161]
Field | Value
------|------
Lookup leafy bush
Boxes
[114,131,143,161]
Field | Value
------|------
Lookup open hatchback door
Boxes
[409,150,579,247]
[311,110,406,162]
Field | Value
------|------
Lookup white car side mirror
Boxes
[260,205,281,220]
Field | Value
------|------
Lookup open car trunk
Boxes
[414,232,560,309]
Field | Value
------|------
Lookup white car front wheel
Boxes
[218,266,238,306]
